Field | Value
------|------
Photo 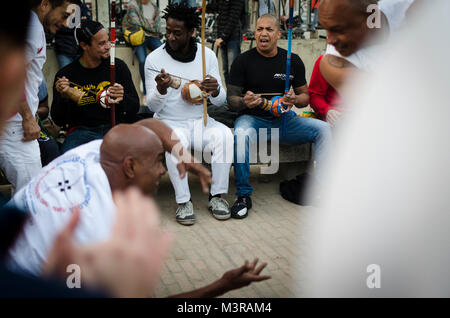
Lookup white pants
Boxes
[162,117,234,204]
[0,121,42,192]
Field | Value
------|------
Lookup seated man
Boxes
[319,0,415,92]
[227,14,332,216]
[51,20,140,154]
[309,55,342,128]
[6,119,269,297]
[145,3,233,225]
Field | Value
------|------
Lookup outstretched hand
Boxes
[221,258,271,292]
[177,161,213,194]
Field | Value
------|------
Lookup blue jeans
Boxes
[38,74,48,102]
[220,39,241,85]
[56,54,74,69]
[233,113,332,196]
[61,125,111,154]
[135,36,162,95]
[171,0,197,7]
[312,8,319,30]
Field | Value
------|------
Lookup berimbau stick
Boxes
[110,0,116,127]
[201,0,208,127]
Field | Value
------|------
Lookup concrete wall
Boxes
[42,38,327,105]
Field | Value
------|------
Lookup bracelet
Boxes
[259,98,272,111]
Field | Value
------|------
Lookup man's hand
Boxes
[215,38,224,48]
[22,117,41,141]
[243,91,263,109]
[200,75,219,97]
[107,83,124,104]
[55,76,70,96]
[177,161,213,194]
[326,109,342,127]
[43,187,172,298]
[282,89,296,112]
[220,258,271,292]
[155,68,173,95]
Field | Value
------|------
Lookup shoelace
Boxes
[211,198,229,210]
[177,203,193,218]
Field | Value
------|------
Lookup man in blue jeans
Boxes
[172,0,197,8]
[227,14,332,218]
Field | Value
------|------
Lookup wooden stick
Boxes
[110,0,116,127]
[201,0,207,127]
[57,77,97,96]
[146,68,191,82]
[252,93,284,96]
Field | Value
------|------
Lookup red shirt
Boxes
[311,0,320,10]
[308,55,342,121]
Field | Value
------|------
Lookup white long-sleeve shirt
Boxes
[144,43,226,121]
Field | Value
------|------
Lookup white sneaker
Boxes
[208,197,231,220]
[176,201,196,225]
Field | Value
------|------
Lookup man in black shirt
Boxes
[51,20,139,154]
[227,14,332,217]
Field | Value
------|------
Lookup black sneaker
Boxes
[231,196,252,219]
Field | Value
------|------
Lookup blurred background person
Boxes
[208,0,246,85]
[54,0,91,69]
[122,0,162,105]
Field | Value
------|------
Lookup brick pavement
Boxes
[153,166,316,298]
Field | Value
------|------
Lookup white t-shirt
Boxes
[142,1,157,22]
[9,11,46,122]
[7,140,116,276]
[325,0,415,71]
[144,43,227,121]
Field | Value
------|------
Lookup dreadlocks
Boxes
[162,2,201,31]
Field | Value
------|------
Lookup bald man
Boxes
[6,118,211,275]
[319,0,414,93]
[227,14,332,213]
[6,119,271,297]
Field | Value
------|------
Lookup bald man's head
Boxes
[319,0,379,56]
[254,14,281,57]
[100,124,166,195]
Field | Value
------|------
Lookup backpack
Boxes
[279,173,312,206]
[123,26,145,46]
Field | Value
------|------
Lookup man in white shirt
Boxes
[145,3,233,225]
[317,0,414,125]
[0,0,70,192]
[7,119,270,297]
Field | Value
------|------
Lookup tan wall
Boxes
[43,38,327,105]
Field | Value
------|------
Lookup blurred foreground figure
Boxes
[299,0,450,297]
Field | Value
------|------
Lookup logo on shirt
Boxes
[30,156,91,213]
[74,81,110,106]
[273,73,294,81]
[37,46,44,54]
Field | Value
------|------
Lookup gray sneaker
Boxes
[176,201,196,225]
[208,197,231,220]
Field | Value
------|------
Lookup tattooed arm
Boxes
[227,84,248,111]
[319,54,356,93]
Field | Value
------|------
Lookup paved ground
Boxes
[152,166,316,298]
